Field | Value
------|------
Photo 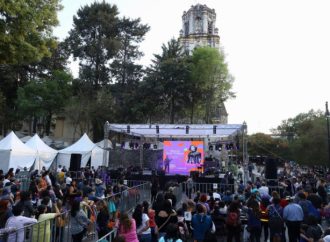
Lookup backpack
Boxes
[226,212,239,226]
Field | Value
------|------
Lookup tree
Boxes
[247,133,290,160]
[16,70,72,135]
[272,110,328,165]
[146,39,190,123]
[0,0,62,65]
[190,47,235,123]
[66,2,120,89]
[110,17,150,122]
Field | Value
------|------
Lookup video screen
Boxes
[162,141,204,175]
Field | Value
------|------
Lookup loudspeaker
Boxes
[69,154,82,171]
[265,158,277,180]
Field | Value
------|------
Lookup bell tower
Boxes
[179,4,220,54]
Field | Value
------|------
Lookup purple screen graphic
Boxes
[163,141,204,175]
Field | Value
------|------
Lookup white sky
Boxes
[53,0,330,134]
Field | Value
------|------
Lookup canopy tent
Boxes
[25,134,58,170]
[106,124,244,139]
[96,139,113,149]
[57,133,105,169]
[0,131,36,171]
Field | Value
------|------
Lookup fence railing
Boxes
[96,228,117,242]
[0,182,151,242]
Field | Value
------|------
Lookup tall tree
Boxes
[66,2,120,89]
[0,0,62,65]
[190,47,235,123]
[110,17,149,122]
[146,39,190,123]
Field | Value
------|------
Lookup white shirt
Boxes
[258,186,269,196]
[6,215,37,242]
[136,213,151,235]
[213,192,221,200]
[323,235,330,242]
[45,175,52,186]
[66,177,72,185]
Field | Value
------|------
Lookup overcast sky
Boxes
[53,0,330,134]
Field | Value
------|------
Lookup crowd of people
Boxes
[0,162,329,242]
[0,166,133,242]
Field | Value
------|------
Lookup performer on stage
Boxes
[186,145,202,164]
[164,155,171,173]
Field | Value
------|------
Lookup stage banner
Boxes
[162,141,204,175]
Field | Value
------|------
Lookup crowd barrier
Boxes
[0,182,151,242]
[97,228,117,242]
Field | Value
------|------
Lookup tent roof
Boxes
[96,139,113,149]
[0,131,36,154]
[59,133,102,154]
[25,134,58,154]
[106,124,244,138]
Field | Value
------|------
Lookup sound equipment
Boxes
[186,125,189,134]
[69,154,82,171]
[265,158,278,180]
[190,170,199,179]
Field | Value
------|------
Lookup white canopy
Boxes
[96,139,113,149]
[25,134,58,170]
[0,131,36,171]
[57,133,105,169]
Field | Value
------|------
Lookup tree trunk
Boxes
[32,116,37,133]
[45,112,52,136]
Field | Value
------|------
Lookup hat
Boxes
[95,178,103,185]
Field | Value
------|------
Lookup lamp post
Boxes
[242,121,248,183]
[103,121,109,167]
[326,102,330,166]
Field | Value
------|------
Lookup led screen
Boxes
[162,141,204,175]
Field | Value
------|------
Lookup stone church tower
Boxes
[179,4,220,54]
[179,4,228,124]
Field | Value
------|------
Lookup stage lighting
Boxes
[186,125,189,134]
[213,125,217,134]
[156,125,159,134]
[127,125,130,133]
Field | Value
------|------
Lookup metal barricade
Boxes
[18,181,151,242]
[96,228,117,242]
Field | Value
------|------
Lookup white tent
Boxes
[57,133,105,169]
[0,131,36,171]
[25,134,58,170]
[96,139,113,149]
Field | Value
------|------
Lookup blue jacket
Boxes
[191,213,212,241]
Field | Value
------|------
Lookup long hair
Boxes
[119,213,132,233]
[97,200,110,217]
[36,204,47,220]
[250,200,261,218]
[142,201,149,214]
[132,204,143,227]
[70,200,81,217]
[164,223,180,241]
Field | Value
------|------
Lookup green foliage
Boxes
[272,110,328,165]
[247,133,290,160]
[16,70,72,135]
[144,38,191,123]
[66,2,120,88]
[0,0,62,64]
[190,47,235,123]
